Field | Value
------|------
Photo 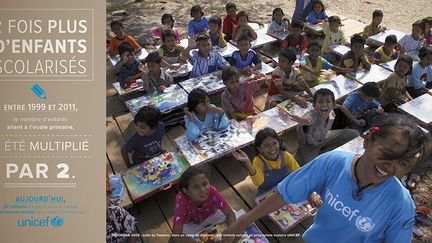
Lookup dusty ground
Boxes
[106,0,432,242]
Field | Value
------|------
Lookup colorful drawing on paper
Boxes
[255,190,316,232]
[240,106,297,136]
[277,92,313,117]
[108,174,133,208]
[334,136,365,154]
[175,120,254,165]
[121,152,190,201]
[196,221,269,243]
[125,84,188,116]
[165,63,193,78]
[180,71,225,94]
[398,94,432,124]
[113,79,145,96]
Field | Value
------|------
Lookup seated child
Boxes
[340,34,371,70]
[221,66,266,120]
[341,82,385,133]
[142,52,173,93]
[373,34,399,63]
[267,48,314,109]
[321,15,348,64]
[222,2,238,41]
[188,5,209,38]
[229,35,262,76]
[398,20,424,58]
[184,34,230,78]
[121,106,165,167]
[300,42,351,87]
[158,29,186,66]
[151,13,181,43]
[423,17,432,47]
[306,0,328,25]
[362,9,386,39]
[267,8,290,39]
[290,88,359,163]
[232,11,258,41]
[184,88,230,141]
[281,21,309,57]
[172,166,235,239]
[208,16,227,48]
[378,54,413,111]
[407,46,432,98]
[114,42,144,88]
[108,20,140,56]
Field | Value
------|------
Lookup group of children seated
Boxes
[107,1,432,241]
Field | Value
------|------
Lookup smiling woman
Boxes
[223,113,430,243]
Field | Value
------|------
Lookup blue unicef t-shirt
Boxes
[123,122,165,163]
[277,151,414,243]
[343,92,380,118]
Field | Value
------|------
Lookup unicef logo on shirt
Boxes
[355,216,375,232]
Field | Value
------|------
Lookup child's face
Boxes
[111,24,123,37]
[197,40,212,56]
[394,60,411,77]
[329,22,341,32]
[192,11,202,21]
[238,40,251,53]
[238,16,248,26]
[412,25,422,37]
[421,53,432,66]
[135,122,155,137]
[384,42,397,50]
[182,173,210,203]
[227,8,237,18]
[258,136,280,160]
[351,43,364,54]
[372,16,383,26]
[225,76,240,94]
[209,22,220,34]
[278,56,294,71]
[165,36,177,49]
[313,95,334,119]
[308,45,321,58]
[147,62,160,75]
[273,11,284,22]
[162,18,173,28]
[122,52,136,65]
[195,96,211,114]
[313,3,323,13]
[291,27,302,37]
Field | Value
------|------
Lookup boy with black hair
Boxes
[114,42,144,88]
[341,82,385,132]
[281,21,309,56]
[362,9,386,38]
[108,20,140,56]
[229,35,262,76]
[121,106,165,167]
[373,34,399,63]
[290,88,359,163]
[142,51,173,94]
[340,34,371,70]
[158,29,186,65]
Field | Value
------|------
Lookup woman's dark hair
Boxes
[313,1,325,12]
[279,48,297,63]
[395,54,413,76]
[236,11,249,21]
[360,82,381,98]
[190,5,204,18]
[187,88,208,112]
[209,16,222,27]
[134,106,161,129]
[161,13,175,27]
[368,113,429,167]
[272,8,284,21]
[179,166,210,191]
[254,128,284,153]
[313,88,335,103]
[161,29,176,43]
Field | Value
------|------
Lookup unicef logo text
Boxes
[17,216,64,227]
[355,216,375,232]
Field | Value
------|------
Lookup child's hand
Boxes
[186,36,197,49]
[379,26,387,32]
[138,63,148,75]
[376,106,384,113]
[184,107,194,121]
[232,150,251,165]
[295,98,309,108]
[354,119,366,127]
[309,192,323,208]
[158,85,167,92]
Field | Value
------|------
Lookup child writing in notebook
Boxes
[306,0,328,25]
[378,54,413,111]
[184,88,230,141]
[373,34,399,63]
[108,20,140,56]
[281,21,309,56]
[267,8,290,40]
[221,66,266,120]
[172,166,236,242]
[232,11,258,41]
[267,48,314,109]
[151,13,181,44]
[407,46,432,98]
[188,5,209,38]
[208,16,227,48]
[340,34,371,70]
[321,15,348,64]
[229,35,262,76]
[232,128,323,207]
[121,106,165,167]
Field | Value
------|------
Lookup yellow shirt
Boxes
[362,23,380,38]
[250,151,300,187]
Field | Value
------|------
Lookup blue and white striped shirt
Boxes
[189,50,229,78]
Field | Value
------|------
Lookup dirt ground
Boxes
[106,0,432,242]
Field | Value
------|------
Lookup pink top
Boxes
[221,80,260,115]
[173,185,228,225]
[151,26,181,43]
